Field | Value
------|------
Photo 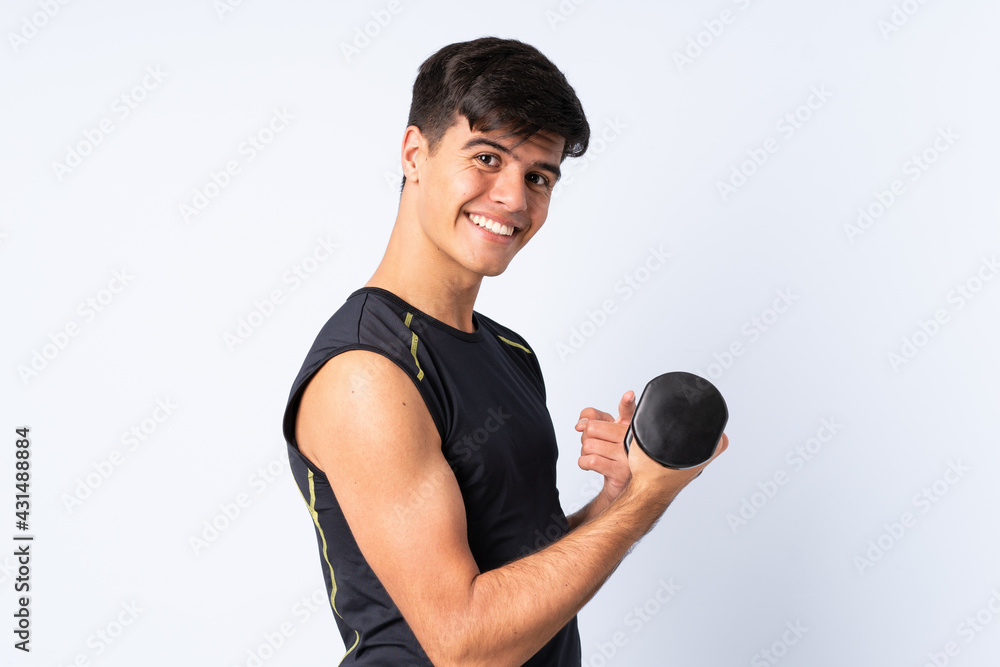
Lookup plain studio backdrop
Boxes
[2,1,999,665]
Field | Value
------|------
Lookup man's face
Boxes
[409,118,565,279]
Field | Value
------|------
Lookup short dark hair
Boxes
[400,36,590,191]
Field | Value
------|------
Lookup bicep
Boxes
[295,350,479,651]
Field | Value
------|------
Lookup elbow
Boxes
[425,647,518,667]
[416,592,521,667]
[419,619,487,667]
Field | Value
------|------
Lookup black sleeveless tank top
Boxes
[282,286,581,665]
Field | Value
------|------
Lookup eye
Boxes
[476,153,499,167]
[526,173,550,188]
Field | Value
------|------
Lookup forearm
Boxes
[566,487,614,531]
[443,480,673,666]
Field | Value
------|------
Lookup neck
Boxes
[365,191,482,333]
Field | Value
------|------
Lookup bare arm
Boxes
[296,351,727,667]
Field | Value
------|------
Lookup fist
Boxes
[628,431,730,503]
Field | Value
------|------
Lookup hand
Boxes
[575,391,636,505]
[627,431,730,505]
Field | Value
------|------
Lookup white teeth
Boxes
[469,213,513,237]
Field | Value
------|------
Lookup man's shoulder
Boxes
[306,287,417,352]
[296,287,425,394]
[475,311,537,356]
[283,286,443,446]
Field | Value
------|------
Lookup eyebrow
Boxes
[460,137,562,182]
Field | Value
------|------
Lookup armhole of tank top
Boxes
[287,344,448,466]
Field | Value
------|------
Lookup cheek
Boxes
[451,164,490,199]
[427,169,473,214]
[529,196,551,222]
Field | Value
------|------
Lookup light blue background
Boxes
[3,1,998,665]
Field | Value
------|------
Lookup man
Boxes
[281,36,728,665]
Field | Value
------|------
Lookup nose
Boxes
[489,166,528,213]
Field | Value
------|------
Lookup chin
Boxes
[471,259,512,278]
[458,251,519,281]
[476,265,507,278]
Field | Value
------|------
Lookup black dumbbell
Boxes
[624,371,729,469]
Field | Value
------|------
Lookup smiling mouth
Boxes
[467,212,516,237]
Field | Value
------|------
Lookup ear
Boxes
[401,125,426,184]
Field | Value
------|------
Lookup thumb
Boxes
[616,390,636,424]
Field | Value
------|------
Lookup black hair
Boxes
[400,36,589,191]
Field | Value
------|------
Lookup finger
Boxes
[579,418,629,444]
[580,437,627,460]
[579,406,615,423]
[578,453,631,478]
[615,390,637,424]
[578,452,618,470]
